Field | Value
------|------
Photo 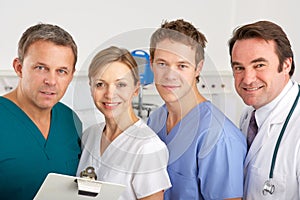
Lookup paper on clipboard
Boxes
[34,173,126,200]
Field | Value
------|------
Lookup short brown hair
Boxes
[18,23,78,69]
[150,19,207,82]
[228,20,295,77]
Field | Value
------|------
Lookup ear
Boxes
[195,60,204,77]
[134,81,140,97]
[150,58,154,71]
[89,80,93,94]
[282,57,292,75]
[12,58,23,78]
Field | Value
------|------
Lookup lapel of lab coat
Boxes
[244,82,299,168]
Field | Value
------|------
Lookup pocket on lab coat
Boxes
[245,165,286,200]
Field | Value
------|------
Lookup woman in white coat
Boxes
[77,46,171,200]
[229,20,300,199]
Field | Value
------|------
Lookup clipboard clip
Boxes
[80,166,97,180]
[75,166,102,197]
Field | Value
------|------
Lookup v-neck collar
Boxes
[0,97,52,147]
[98,119,142,157]
[160,102,207,144]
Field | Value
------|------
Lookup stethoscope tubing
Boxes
[268,84,300,179]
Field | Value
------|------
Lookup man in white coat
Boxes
[228,20,300,199]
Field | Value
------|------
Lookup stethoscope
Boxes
[262,84,300,195]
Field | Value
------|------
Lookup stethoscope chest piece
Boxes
[262,179,275,195]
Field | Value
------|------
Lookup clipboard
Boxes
[34,173,126,200]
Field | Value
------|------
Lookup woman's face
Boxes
[90,61,139,120]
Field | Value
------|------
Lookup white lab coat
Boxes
[241,81,300,200]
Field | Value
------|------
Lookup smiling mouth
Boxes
[243,86,264,91]
[41,91,55,95]
[104,102,119,106]
[162,85,180,90]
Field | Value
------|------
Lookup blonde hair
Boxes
[88,46,139,85]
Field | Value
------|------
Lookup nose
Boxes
[163,66,178,81]
[104,84,116,99]
[242,68,257,85]
[44,71,57,85]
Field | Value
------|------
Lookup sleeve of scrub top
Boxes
[132,139,171,199]
[197,132,246,199]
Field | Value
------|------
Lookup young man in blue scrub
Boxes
[147,19,247,199]
[0,23,82,200]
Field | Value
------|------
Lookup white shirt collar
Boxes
[255,80,293,128]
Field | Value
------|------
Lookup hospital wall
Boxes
[0,0,299,129]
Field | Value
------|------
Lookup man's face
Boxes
[231,38,291,109]
[151,39,200,103]
[15,40,75,110]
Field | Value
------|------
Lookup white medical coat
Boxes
[241,81,300,200]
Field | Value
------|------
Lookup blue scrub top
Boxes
[0,97,82,200]
[148,101,247,200]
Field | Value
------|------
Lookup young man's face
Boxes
[151,39,200,103]
[231,38,291,109]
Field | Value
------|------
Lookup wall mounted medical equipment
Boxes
[131,50,157,118]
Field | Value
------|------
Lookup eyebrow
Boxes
[35,62,72,70]
[153,58,167,62]
[58,66,71,71]
[231,57,268,66]
[33,62,47,66]
[178,60,192,64]
[251,57,268,63]
[154,58,192,65]
[93,78,128,82]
